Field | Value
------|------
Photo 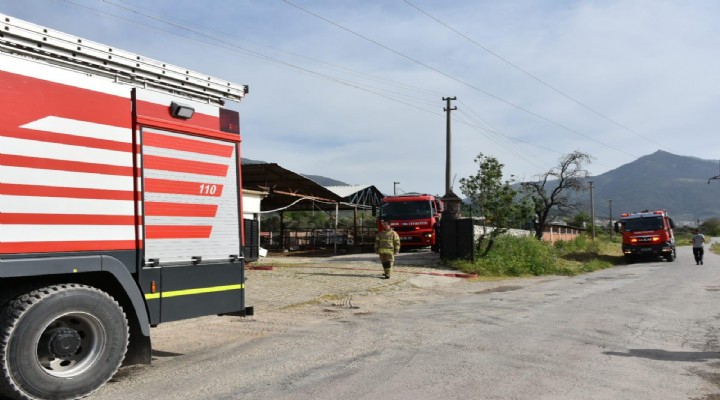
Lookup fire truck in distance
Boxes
[379,193,443,252]
[0,15,252,400]
[614,210,676,263]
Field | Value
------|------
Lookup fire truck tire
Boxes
[0,284,129,400]
[665,249,676,262]
[624,254,635,264]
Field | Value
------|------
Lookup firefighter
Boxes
[375,219,400,279]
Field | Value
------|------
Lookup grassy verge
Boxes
[448,234,623,277]
[711,242,720,255]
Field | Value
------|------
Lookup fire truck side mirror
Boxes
[668,218,675,229]
[613,221,621,233]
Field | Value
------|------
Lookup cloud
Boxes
[3,0,719,196]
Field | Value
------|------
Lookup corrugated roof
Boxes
[241,163,342,212]
[241,163,384,212]
[326,185,370,198]
[326,185,385,208]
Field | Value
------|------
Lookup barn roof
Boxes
[241,162,341,212]
[325,185,385,209]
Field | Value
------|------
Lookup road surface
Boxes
[86,244,720,399]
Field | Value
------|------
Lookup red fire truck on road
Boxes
[0,14,252,400]
[379,193,443,252]
[614,210,676,263]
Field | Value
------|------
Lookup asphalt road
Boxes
[84,244,720,399]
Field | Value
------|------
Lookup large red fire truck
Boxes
[614,210,676,263]
[0,15,252,399]
[379,193,443,252]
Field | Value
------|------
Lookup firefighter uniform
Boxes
[375,222,401,278]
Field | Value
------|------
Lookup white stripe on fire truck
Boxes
[21,116,131,143]
[2,55,131,98]
[1,225,136,242]
[0,197,135,215]
[2,136,132,167]
[1,167,135,190]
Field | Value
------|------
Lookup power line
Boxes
[63,0,441,115]
[61,0,630,172]
[403,0,660,147]
[281,0,639,159]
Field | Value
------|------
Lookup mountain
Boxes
[584,151,720,224]
[241,158,348,186]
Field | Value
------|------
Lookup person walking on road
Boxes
[375,219,400,279]
[692,229,706,265]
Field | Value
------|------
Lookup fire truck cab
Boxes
[614,210,676,263]
[379,193,443,252]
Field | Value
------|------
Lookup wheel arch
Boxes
[0,255,152,365]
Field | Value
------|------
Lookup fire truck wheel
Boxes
[0,284,128,400]
[665,249,676,262]
[624,254,635,264]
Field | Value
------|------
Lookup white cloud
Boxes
[3,0,719,196]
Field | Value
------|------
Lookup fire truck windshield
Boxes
[381,201,432,220]
[622,216,664,232]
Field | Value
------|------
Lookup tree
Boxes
[460,154,530,256]
[700,217,720,236]
[521,151,592,240]
[570,211,590,229]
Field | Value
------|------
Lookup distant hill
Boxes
[582,151,720,224]
[241,158,348,186]
[245,152,720,224]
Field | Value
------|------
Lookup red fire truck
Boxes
[0,15,252,399]
[379,193,443,252]
[614,210,676,263]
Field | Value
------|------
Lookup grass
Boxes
[448,234,623,277]
[711,242,720,255]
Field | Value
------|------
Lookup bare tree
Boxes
[521,151,592,240]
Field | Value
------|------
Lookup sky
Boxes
[2,0,719,196]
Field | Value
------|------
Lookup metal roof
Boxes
[241,163,341,212]
[326,185,385,209]
[241,164,386,212]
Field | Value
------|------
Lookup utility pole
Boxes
[443,96,457,196]
[393,181,399,196]
[440,96,466,261]
[588,181,595,241]
[608,199,613,237]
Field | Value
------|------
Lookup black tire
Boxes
[665,249,676,262]
[0,284,128,400]
[624,254,635,264]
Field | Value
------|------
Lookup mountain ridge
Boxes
[583,150,720,223]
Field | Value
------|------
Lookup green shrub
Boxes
[453,235,556,276]
[711,242,720,255]
[450,233,619,277]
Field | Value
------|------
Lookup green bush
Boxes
[453,235,557,276]
[450,233,619,277]
[711,242,720,255]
